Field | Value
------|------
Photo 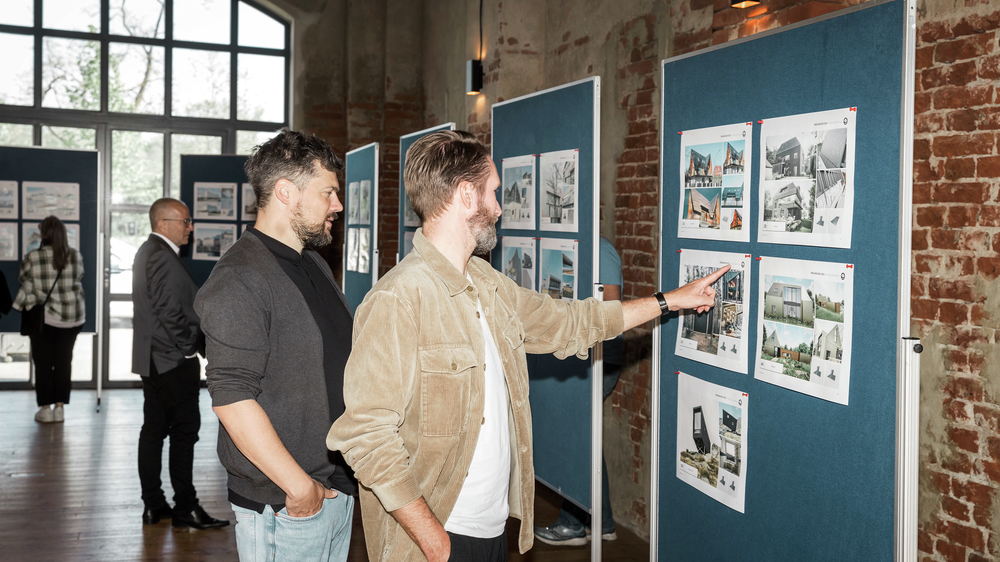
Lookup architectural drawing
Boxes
[678,123,751,242]
[539,150,578,233]
[501,155,535,230]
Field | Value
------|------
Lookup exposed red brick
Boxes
[948,427,980,453]
[979,155,1000,178]
[934,182,987,203]
[939,302,970,324]
[935,32,997,64]
[977,256,1000,278]
[936,539,967,562]
[932,84,994,109]
[942,495,971,521]
[916,206,946,228]
[929,278,976,301]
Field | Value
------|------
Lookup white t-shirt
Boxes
[444,298,511,538]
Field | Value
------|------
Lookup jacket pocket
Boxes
[419,346,475,437]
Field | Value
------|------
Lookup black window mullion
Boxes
[164,132,172,198]
[100,0,109,113]
[33,0,42,109]
[165,0,173,117]
[230,0,238,123]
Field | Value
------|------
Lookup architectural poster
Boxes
[539,237,576,301]
[676,372,748,513]
[539,149,578,233]
[675,249,751,374]
[501,236,536,291]
[501,155,535,230]
[678,123,752,242]
[403,192,420,227]
[359,180,372,225]
[22,181,79,221]
[241,183,257,222]
[755,256,855,405]
[347,181,360,225]
[757,108,856,248]
[193,182,236,220]
[346,228,359,272]
[358,228,371,274]
[24,222,79,255]
[0,223,17,260]
[192,223,236,261]
[0,181,17,219]
[402,231,414,259]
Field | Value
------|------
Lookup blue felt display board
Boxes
[179,155,250,286]
[491,78,599,511]
[0,147,98,334]
[397,123,454,261]
[343,143,379,314]
[657,1,905,560]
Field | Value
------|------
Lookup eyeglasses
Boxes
[162,218,194,226]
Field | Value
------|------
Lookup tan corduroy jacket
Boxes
[327,230,624,561]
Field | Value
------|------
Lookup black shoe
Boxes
[142,504,173,525]
[171,504,230,530]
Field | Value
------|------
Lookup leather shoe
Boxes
[142,504,173,525]
[172,505,230,530]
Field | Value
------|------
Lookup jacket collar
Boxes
[412,229,498,297]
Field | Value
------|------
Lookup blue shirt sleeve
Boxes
[598,236,623,287]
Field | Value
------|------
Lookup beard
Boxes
[467,199,497,254]
[291,201,336,248]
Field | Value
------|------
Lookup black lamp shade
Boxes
[466,59,483,95]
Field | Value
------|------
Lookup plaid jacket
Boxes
[13,245,86,324]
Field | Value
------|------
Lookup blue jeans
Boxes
[232,494,354,562]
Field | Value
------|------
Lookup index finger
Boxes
[699,264,731,285]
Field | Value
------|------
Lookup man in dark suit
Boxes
[132,197,228,530]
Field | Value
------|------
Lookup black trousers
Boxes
[29,323,83,407]
[138,357,201,511]
[447,530,507,562]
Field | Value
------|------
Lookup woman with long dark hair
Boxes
[13,216,86,423]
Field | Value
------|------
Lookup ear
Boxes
[273,179,297,206]
[456,180,477,213]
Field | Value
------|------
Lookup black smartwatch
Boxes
[653,292,669,316]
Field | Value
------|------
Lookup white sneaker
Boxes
[35,407,53,423]
[53,405,64,423]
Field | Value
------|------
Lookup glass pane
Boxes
[42,126,96,149]
[171,134,222,198]
[109,0,166,38]
[112,130,164,205]
[109,301,140,381]
[109,43,165,114]
[0,123,33,146]
[173,0,231,45]
[110,210,150,294]
[42,38,102,111]
[44,0,101,33]
[237,54,284,122]
[236,130,279,155]
[0,33,34,106]
[238,1,285,49]
[172,48,230,119]
[0,0,33,27]
[0,333,93,382]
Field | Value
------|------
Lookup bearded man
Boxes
[196,129,356,562]
[328,130,727,562]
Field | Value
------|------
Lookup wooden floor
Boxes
[0,389,648,561]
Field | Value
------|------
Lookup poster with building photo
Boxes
[359,180,372,225]
[347,181,360,225]
[675,250,751,374]
[23,222,79,255]
[358,228,371,274]
[539,150,578,233]
[22,181,79,221]
[402,231,414,259]
[241,183,257,222]
[539,238,576,301]
[676,372,748,513]
[755,256,854,405]
[193,182,236,220]
[501,155,535,230]
[501,236,536,291]
[0,223,17,260]
[0,181,18,219]
[678,123,751,242]
[192,224,236,261]
[346,228,359,272]
[758,108,856,248]
[403,192,421,227]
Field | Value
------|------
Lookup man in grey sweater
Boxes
[195,130,355,562]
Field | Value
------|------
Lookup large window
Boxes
[0,0,289,387]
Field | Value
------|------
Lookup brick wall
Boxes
[911,6,1000,562]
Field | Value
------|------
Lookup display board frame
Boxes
[491,77,604,550]
[651,1,917,560]
[343,142,379,314]
[397,123,455,262]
